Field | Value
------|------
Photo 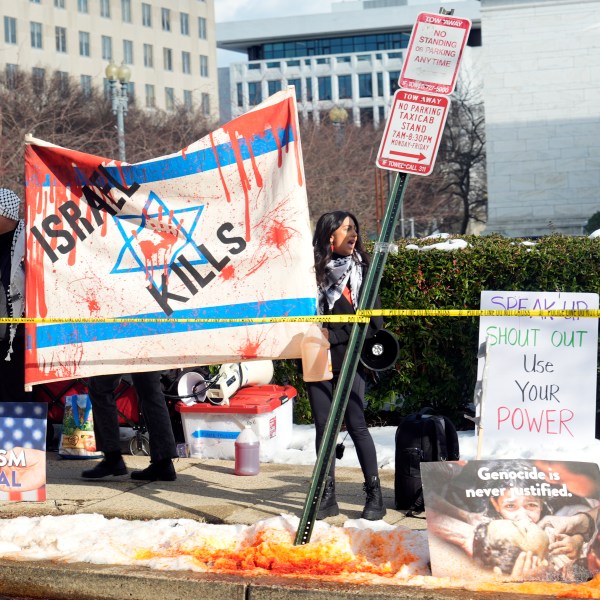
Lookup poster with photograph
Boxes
[421,459,600,582]
[0,402,47,501]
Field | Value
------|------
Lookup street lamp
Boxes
[329,106,349,146]
[105,61,131,162]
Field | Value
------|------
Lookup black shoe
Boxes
[317,476,340,519]
[81,457,127,479]
[131,459,176,482]
[361,475,387,521]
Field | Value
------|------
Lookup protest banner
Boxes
[477,291,599,456]
[24,88,316,386]
[0,403,47,501]
[422,459,600,582]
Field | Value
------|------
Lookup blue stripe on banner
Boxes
[34,297,317,349]
[192,430,239,440]
[102,126,295,186]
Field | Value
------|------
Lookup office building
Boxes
[1,0,218,116]
[480,0,600,237]
[216,0,482,126]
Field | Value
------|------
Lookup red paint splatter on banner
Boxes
[214,96,303,243]
[220,264,235,280]
[133,207,182,282]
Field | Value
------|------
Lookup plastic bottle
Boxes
[234,426,260,476]
[301,323,333,382]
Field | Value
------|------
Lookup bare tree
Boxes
[0,68,215,201]
[405,76,487,235]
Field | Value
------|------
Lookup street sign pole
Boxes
[294,171,409,545]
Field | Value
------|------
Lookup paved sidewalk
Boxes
[0,451,427,527]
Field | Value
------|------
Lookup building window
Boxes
[183,90,192,109]
[287,78,301,99]
[376,72,383,97]
[55,0,66,7]
[79,31,90,56]
[32,67,45,93]
[55,70,69,92]
[318,76,332,101]
[248,82,261,106]
[236,83,243,107]
[101,35,112,60]
[358,73,373,98]
[143,44,153,68]
[267,80,281,96]
[30,22,43,49]
[201,93,210,116]
[163,48,173,71]
[100,0,110,18]
[199,54,208,77]
[5,64,18,89]
[389,70,400,95]
[145,84,155,108]
[165,87,175,110]
[126,82,134,101]
[142,3,151,27]
[30,0,41,3]
[198,16,206,39]
[182,51,191,74]
[4,17,17,45]
[306,78,313,102]
[55,26,67,53]
[121,0,131,23]
[180,12,189,35]
[338,75,352,99]
[78,0,88,13]
[161,8,170,32]
[123,39,133,64]
[80,74,92,95]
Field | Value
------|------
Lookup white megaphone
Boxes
[177,371,208,406]
[206,360,274,406]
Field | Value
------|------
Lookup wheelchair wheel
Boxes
[129,432,150,456]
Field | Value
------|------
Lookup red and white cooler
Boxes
[176,385,296,461]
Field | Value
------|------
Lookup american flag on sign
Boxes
[0,402,47,502]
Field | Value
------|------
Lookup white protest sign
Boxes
[477,291,599,456]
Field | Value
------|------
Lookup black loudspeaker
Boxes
[360,329,399,371]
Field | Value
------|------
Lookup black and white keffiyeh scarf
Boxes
[318,253,363,314]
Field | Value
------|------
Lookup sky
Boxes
[215,0,339,67]
[0,425,598,590]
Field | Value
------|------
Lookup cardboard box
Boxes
[176,385,295,460]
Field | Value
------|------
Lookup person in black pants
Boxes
[82,371,177,481]
[307,210,386,521]
[0,188,30,403]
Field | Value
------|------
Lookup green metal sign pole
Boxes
[294,171,410,545]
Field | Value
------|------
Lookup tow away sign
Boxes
[376,90,449,176]
[399,12,471,95]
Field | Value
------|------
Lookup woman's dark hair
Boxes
[312,211,369,285]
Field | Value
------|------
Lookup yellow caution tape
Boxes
[1,309,598,324]
[359,309,600,318]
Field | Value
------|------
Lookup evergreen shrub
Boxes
[277,235,599,427]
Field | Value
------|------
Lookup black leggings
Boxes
[307,369,378,481]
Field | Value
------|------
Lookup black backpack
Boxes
[394,407,459,515]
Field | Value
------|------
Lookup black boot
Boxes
[131,458,176,482]
[81,451,127,479]
[317,476,340,519]
[361,475,386,520]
